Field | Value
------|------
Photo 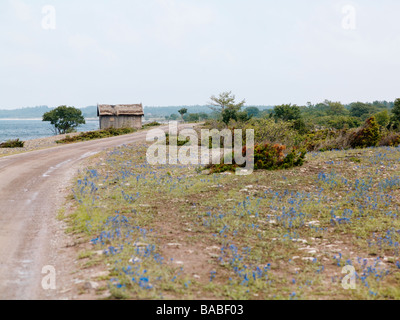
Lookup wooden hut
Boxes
[97,104,144,129]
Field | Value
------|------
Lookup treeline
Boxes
[202,92,400,152]
[0,106,98,119]
[167,99,396,128]
[200,93,400,173]
[147,105,272,120]
[0,106,51,119]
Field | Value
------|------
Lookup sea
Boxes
[0,119,100,143]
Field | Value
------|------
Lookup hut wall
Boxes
[100,115,142,129]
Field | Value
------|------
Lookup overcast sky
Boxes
[1,0,400,109]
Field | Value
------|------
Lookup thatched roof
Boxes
[97,104,144,117]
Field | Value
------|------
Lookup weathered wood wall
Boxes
[99,115,142,129]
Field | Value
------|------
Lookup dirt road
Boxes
[0,124,194,300]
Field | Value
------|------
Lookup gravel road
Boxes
[0,124,195,300]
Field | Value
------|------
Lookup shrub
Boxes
[206,143,306,173]
[252,143,306,170]
[349,116,381,149]
[303,129,352,152]
[143,121,161,128]
[56,127,137,144]
[379,131,400,147]
[164,134,190,146]
[242,118,302,148]
[0,139,25,148]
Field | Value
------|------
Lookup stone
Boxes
[167,243,182,248]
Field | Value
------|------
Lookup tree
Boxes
[209,91,246,113]
[198,112,209,121]
[273,104,301,121]
[324,100,348,116]
[244,107,260,118]
[237,111,252,122]
[43,106,85,135]
[374,109,390,128]
[390,98,400,129]
[221,108,238,125]
[185,113,200,122]
[178,108,188,121]
[391,98,400,121]
[168,113,179,121]
[350,102,377,119]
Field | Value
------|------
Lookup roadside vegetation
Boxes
[56,122,161,144]
[64,143,400,300]
[62,93,400,300]
[0,138,24,148]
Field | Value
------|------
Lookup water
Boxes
[0,119,99,143]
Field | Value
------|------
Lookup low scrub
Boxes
[56,127,137,144]
[304,129,352,152]
[379,131,400,147]
[0,139,24,148]
[207,143,306,173]
[304,117,392,152]
[143,121,161,128]
[349,116,381,149]
[164,133,190,146]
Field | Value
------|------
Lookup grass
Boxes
[63,143,400,300]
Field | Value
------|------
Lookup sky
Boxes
[1,0,400,109]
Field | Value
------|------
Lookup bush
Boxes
[349,116,381,149]
[303,129,352,152]
[252,143,306,170]
[0,139,25,148]
[206,143,306,173]
[242,118,302,148]
[379,131,400,147]
[143,121,161,128]
[164,134,190,146]
[56,127,137,144]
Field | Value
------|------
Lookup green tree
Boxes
[221,108,238,125]
[273,104,301,121]
[374,109,390,128]
[237,111,252,122]
[327,116,361,130]
[350,102,377,119]
[42,106,85,135]
[209,91,246,113]
[389,98,400,129]
[168,113,179,120]
[244,107,260,118]
[178,108,188,121]
[324,100,347,116]
[198,112,209,121]
[185,113,200,122]
[391,99,400,122]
